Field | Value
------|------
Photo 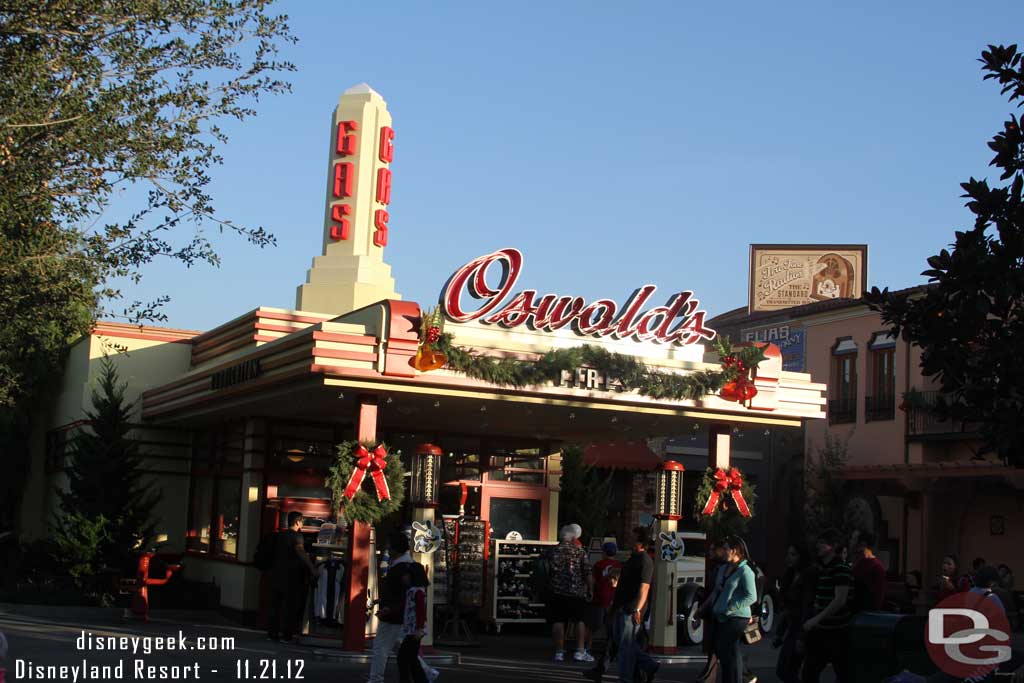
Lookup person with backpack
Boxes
[266,511,317,642]
[369,532,428,683]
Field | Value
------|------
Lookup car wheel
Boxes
[678,593,704,645]
[759,592,776,634]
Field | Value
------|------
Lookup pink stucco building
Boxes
[712,289,1023,600]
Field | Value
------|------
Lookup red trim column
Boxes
[343,395,378,651]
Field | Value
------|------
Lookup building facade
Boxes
[712,292,1024,602]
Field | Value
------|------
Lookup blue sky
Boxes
[118,1,1024,331]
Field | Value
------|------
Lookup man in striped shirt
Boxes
[801,529,854,683]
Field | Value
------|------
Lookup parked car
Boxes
[672,532,778,646]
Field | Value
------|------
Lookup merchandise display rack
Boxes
[491,539,556,633]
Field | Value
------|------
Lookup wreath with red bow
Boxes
[693,466,757,539]
[326,441,406,525]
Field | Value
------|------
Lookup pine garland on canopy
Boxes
[326,441,406,525]
[432,334,766,402]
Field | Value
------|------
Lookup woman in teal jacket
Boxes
[711,535,757,683]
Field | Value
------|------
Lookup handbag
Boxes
[742,619,762,645]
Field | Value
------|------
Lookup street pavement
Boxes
[0,603,830,683]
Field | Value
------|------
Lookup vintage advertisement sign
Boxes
[748,245,867,313]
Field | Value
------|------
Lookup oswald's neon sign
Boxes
[440,248,716,346]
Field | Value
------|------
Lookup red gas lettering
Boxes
[330,204,351,241]
[373,209,389,247]
[376,168,392,205]
[336,120,358,156]
[333,162,354,198]
[378,126,394,162]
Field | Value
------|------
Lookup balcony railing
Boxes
[865,394,896,422]
[828,397,857,424]
[906,390,973,437]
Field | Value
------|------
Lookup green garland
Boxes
[325,441,406,525]
[693,467,757,541]
[432,334,766,402]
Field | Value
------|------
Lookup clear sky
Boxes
[117,1,1024,331]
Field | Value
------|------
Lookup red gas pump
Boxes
[129,552,182,622]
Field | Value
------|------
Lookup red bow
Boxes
[343,445,391,501]
[701,467,751,518]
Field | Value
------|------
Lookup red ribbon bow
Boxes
[701,467,752,518]
[343,445,391,502]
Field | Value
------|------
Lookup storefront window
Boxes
[830,337,858,424]
[489,497,541,540]
[488,450,546,484]
[187,476,214,553]
[212,478,241,556]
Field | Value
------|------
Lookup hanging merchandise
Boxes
[491,539,556,632]
[454,518,487,608]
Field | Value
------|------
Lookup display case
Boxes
[491,539,556,633]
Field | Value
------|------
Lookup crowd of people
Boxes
[257,514,1021,683]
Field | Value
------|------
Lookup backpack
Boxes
[530,548,552,599]
[253,532,277,571]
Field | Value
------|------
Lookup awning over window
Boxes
[584,441,662,471]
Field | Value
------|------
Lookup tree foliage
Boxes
[865,45,1024,466]
[0,0,295,408]
[59,358,160,571]
[802,433,851,543]
[557,444,613,542]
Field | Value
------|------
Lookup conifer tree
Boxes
[60,358,159,570]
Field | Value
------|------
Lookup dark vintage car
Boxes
[673,533,778,646]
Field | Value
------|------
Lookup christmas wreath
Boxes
[325,441,406,525]
[431,334,767,403]
[693,466,757,540]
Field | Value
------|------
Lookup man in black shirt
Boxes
[609,527,659,683]
[267,511,317,642]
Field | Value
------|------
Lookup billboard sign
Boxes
[749,245,867,313]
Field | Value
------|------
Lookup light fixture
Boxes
[411,443,442,506]
[337,392,345,400]
[286,448,305,463]
[480,404,487,412]
[611,416,618,423]
[654,461,685,521]
[386,396,394,404]
[569,412,576,420]
[433,400,440,408]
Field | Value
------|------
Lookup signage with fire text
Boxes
[557,367,623,392]
[328,120,394,248]
[440,248,716,346]
[748,245,867,313]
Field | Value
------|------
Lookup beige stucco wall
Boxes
[20,331,194,549]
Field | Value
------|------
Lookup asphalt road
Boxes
[0,604,831,683]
